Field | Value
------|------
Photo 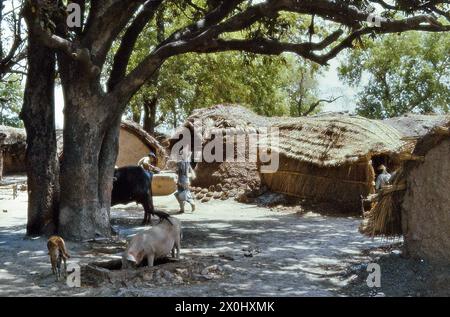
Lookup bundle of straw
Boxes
[360,167,406,237]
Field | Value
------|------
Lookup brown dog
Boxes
[47,236,70,281]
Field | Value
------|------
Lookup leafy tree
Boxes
[125,52,323,131]
[119,6,323,132]
[0,74,23,127]
[0,0,26,128]
[339,32,450,119]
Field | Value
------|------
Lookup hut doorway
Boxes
[371,155,396,176]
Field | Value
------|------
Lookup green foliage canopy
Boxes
[339,32,450,119]
[0,75,23,127]
[112,4,324,130]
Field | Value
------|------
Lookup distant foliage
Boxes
[339,32,450,119]
[111,5,323,130]
[0,76,23,127]
[126,52,322,128]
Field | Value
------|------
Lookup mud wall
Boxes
[402,139,450,263]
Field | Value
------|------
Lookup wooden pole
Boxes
[0,133,6,181]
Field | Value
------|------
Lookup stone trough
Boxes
[81,256,225,288]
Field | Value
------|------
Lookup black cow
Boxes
[111,166,170,225]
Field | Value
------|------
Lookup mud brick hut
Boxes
[361,122,450,264]
[169,105,275,201]
[0,125,27,179]
[57,121,167,169]
[170,106,447,207]
[260,115,408,211]
[116,121,167,168]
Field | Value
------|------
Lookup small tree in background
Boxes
[339,32,450,119]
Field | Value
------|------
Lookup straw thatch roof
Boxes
[188,104,273,130]
[407,123,450,157]
[171,104,274,143]
[175,105,409,167]
[0,125,26,146]
[383,113,450,138]
[269,115,407,167]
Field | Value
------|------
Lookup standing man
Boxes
[174,148,196,213]
[375,164,391,191]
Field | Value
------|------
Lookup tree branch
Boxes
[107,0,163,91]
[111,0,450,104]
[302,96,343,116]
[23,0,100,76]
[0,0,25,79]
[81,0,147,67]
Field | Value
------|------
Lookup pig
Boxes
[111,166,170,225]
[122,216,182,268]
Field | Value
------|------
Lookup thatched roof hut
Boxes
[0,125,27,177]
[269,115,405,167]
[361,121,450,263]
[169,105,269,200]
[383,113,450,138]
[260,115,408,211]
[170,105,413,207]
[57,121,167,168]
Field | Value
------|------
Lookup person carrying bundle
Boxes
[375,164,392,191]
[174,148,196,213]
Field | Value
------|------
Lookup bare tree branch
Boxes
[0,0,26,80]
[301,96,343,116]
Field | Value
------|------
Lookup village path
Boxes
[0,177,391,297]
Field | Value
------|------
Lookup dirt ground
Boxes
[1,175,449,297]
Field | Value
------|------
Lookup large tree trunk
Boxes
[20,34,59,236]
[57,65,121,240]
[143,96,157,134]
[0,144,4,181]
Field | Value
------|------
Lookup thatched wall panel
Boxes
[262,155,375,210]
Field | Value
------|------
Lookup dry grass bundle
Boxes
[360,167,406,237]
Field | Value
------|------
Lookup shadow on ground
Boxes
[1,195,444,297]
